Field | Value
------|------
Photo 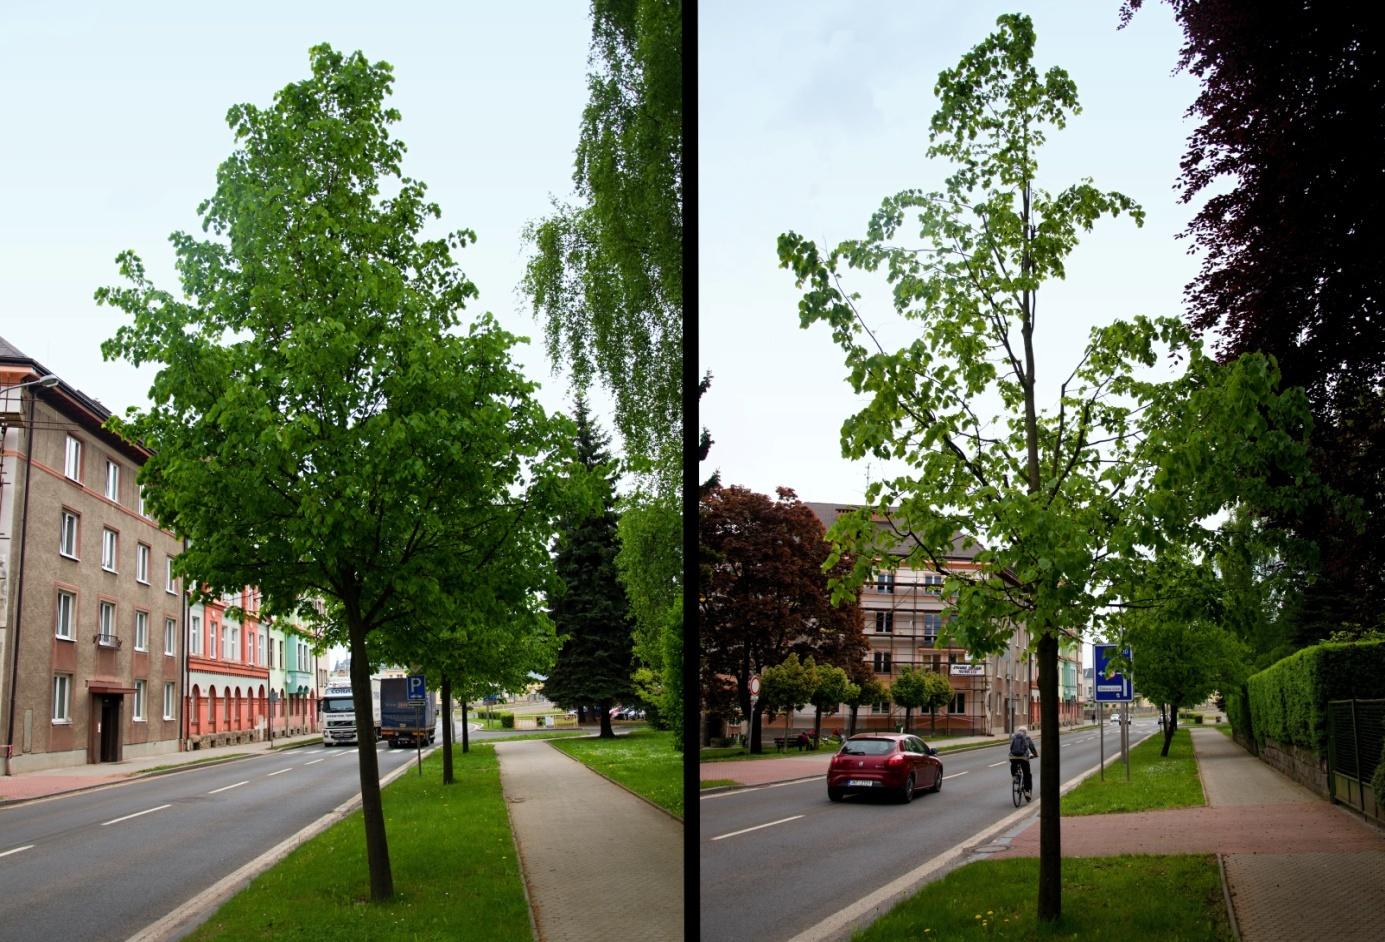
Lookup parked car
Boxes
[1110,712,1122,723]
[827,733,944,803]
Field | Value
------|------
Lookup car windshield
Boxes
[841,738,896,756]
[323,697,355,713]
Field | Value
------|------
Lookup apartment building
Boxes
[1,338,184,773]
[799,502,1081,737]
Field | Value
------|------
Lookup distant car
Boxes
[1111,712,1122,723]
[827,733,943,804]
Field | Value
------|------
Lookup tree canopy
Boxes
[778,13,1310,920]
[97,44,574,902]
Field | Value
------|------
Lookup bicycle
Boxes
[1010,756,1035,806]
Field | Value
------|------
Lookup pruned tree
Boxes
[889,666,929,734]
[760,653,818,747]
[809,662,852,743]
[843,676,886,736]
[97,45,573,902]
[921,670,955,733]
[778,14,1310,921]
[700,485,868,753]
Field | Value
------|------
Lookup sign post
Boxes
[407,674,426,776]
[267,689,277,747]
[748,675,761,749]
[1094,644,1133,782]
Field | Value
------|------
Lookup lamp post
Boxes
[2,373,60,774]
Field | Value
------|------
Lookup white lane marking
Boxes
[988,760,1008,767]
[304,758,325,766]
[942,771,969,780]
[0,844,35,858]
[699,776,825,799]
[101,804,171,827]
[711,814,805,842]
[267,768,292,777]
[208,781,249,795]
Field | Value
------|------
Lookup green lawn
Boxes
[466,730,587,743]
[852,855,1232,940]
[1061,727,1204,816]
[550,728,683,819]
[186,744,531,941]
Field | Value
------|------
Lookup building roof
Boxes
[802,501,985,561]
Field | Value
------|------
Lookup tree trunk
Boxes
[1037,630,1061,922]
[813,704,823,744]
[348,622,393,901]
[750,702,765,754]
[577,705,586,724]
[904,706,913,734]
[930,706,936,732]
[599,698,615,738]
[441,672,454,784]
[1163,702,1179,756]
[848,704,858,736]
[461,701,470,753]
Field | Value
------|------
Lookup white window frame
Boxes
[64,435,82,481]
[208,621,218,660]
[164,617,176,656]
[105,460,119,501]
[134,610,148,651]
[53,674,72,723]
[258,632,266,667]
[101,528,118,572]
[136,543,150,584]
[165,557,176,593]
[59,510,78,558]
[133,680,146,721]
[137,485,146,517]
[55,590,75,640]
[190,614,202,656]
[227,624,240,662]
[98,601,115,644]
[163,682,176,720]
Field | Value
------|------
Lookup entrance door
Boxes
[100,696,122,762]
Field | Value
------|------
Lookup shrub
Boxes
[499,711,515,729]
[1226,683,1254,749]
[1245,640,1385,754]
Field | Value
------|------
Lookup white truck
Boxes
[321,678,382,746]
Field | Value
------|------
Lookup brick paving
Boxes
[496,738,682,942]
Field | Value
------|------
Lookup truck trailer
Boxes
[379,677,438,748]
[320,678,382,746]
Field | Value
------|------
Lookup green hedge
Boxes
[1244,640,1385,755]
[498,711,515,729]
[1226,684,1254,749]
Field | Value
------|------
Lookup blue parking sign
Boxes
[407,674,426,701]
[1094,645,1132,702]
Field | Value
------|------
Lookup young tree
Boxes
[760,653,818,748]
[542,400,635,739]
[889,666,929,734]
[97,45,573,902]
[843,676,886,736]
[778,14,1309,920]
[700,485,868,753]
[809,662,852,743]
[922,671,955,734]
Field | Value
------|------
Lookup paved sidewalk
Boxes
[993,728,1385,941]
[496,738,682,942]
[0,733,322,803]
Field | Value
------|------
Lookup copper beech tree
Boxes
[699,486,867,754]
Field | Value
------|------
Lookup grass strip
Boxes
[186,744,531,941]
[1061,727,1204,816]
[468,730,587,743]
[549,728,682,819]
[852,855,1232,940]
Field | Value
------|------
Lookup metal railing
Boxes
[1327,698,1384,824]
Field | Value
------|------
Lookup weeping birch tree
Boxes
[778,14,1310,922]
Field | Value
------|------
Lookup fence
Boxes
[1327,698,1385,824]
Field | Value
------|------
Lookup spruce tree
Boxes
[543,399,634,738]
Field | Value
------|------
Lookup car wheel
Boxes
[828,786,845,802]
[928,769,943,793]
[900,773,916,803]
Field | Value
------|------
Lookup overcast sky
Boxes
[0,1,611,429]
[698,1,1203,510]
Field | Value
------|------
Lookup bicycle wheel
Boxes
[1011,770,1023,807]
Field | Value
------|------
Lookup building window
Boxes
[874,611,894,633]
[98,601,116,645]
[165,557,176,593]
[53,674,72,722]
[267,635,274,668]
[137,485,146,517]
[163,682,176,720]
[55,590,75,640]
[189,614,202,656]
[258,632,266,667]
[134,611,149,651]
[101,528,118,572]
[136,543,150,584]
[949,692,966,714]
[133,680,146,721]
[922,573,944,596]
[64,436,82,481]
[209,620,219,660]
[873,651,892,673]
[278,639,284,666]
[59,510,79,558]
[870,700,892,714]
[224,624,238,661]
[105,460,120,501]
[164,617,176,656]
[876,571,895,593]
[922,612,943,645]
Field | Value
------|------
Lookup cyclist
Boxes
[1009,725,1038,801]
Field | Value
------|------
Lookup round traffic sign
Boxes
[749,675,761,697]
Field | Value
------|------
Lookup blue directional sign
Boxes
[1094,644,1132,702]
[406,674,426,701]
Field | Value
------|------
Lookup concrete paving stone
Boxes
[1224,851,1385,942]
[496,738,682,942]
[1192,727,1321,806]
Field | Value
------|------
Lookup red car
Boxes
[827,733,944,803]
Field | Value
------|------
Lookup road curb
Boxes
[123,742,438,942]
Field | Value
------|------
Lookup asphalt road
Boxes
[700,717,1161,942]
[0,739,423,942]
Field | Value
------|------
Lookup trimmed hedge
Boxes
[1244,640,1385,755]
[1226,683,1253,749]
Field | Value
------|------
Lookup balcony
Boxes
[93,633,122,650]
